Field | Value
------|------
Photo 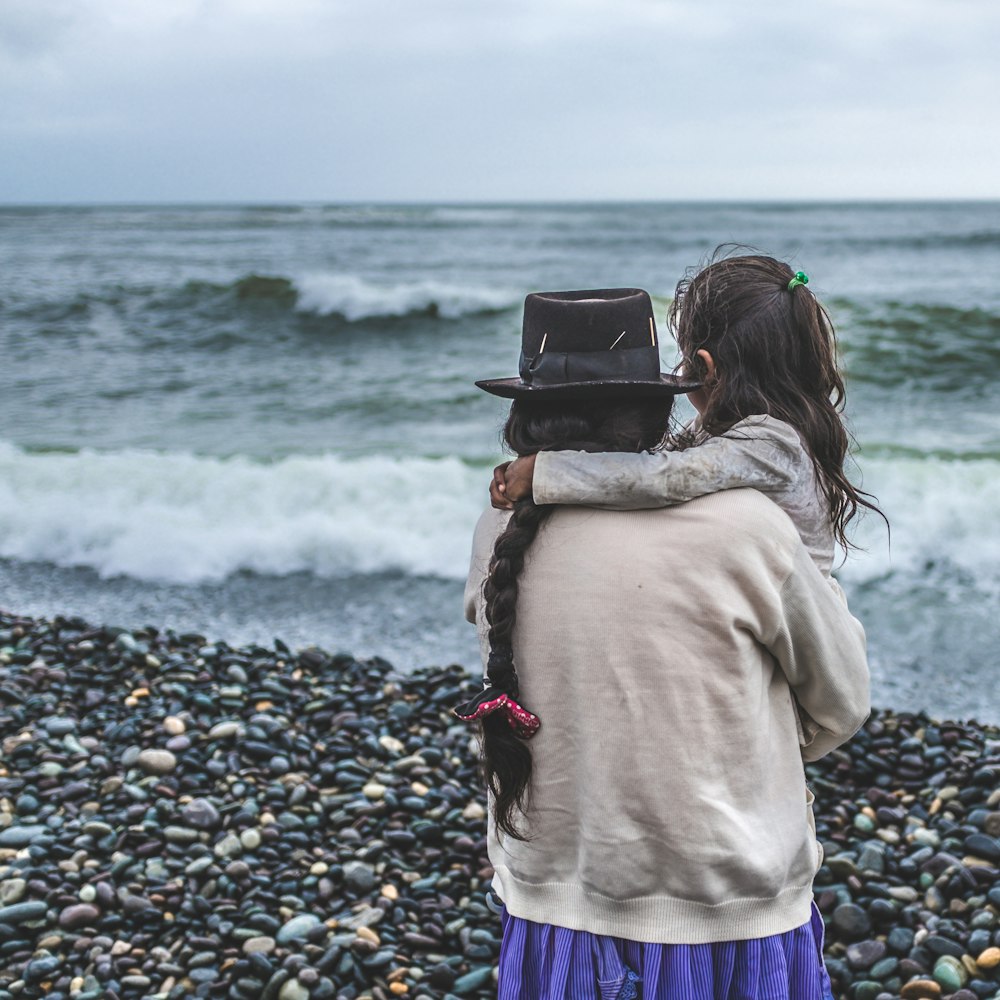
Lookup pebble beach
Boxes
[1,613,999,1000]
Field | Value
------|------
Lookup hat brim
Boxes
[475,373,701,400]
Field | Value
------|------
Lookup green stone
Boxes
[870,957,899,979]
[933,954,968,992]
[452,966,494,995]
[852,982,882,1000]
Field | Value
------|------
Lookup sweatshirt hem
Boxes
[491,866,815,944]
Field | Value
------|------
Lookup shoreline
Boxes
[1,611,999,1000]
[4,557,999,727]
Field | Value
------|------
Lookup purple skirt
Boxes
[497,903,835,1000]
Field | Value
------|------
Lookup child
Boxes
[491,253,883,583]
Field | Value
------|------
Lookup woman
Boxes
[455,288,869,1000]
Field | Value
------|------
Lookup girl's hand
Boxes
[490,455,537,509]
[490,462,513,509]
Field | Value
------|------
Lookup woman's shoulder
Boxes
[679,487,802,542]
[560,490,802,554]
[471,506,511,555]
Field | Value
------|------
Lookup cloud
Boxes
[0,0,997,200]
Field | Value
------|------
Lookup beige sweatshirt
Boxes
[464,490,869,944]
[532,414,836,577]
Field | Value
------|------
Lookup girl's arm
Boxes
[532,416,804,509]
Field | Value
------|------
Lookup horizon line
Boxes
[2,196,1000,209]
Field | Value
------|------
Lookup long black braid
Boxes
[475,395,673,839]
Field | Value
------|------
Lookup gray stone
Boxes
[276,914,322,944]
[857,842,885,874]
[0,825,47,848]
[185,856,215,875]
[832,903,871,939]
[58,903,101,929]
[24,956,62,982]
[343,860,376,894]
[214,834,242,858]
[925,934,964,959]
[964,833,1000,863]
[847,939,887,970]
[163,826,199,844]
[181,798,221,830]
[339,906,384,931]
[208,721,243,740]
[43,716,77,736]
[887,926,915,954]
[0,900,48,924]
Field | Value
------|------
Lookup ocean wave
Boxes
[833,299,1000,335]
[170,272,519,323]
[3,273,519,328]
[0,442,487,584]
[839,454,1000,591]
[2,441,998,595]
[292,273,518,321]
[834,300,1000,390]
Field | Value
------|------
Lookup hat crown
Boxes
[522,288,657,356]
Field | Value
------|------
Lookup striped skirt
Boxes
[497,903,835,1000]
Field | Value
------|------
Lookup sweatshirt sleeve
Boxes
[464,508,507,624]
[532,420,799,509]
[767,542,870,762]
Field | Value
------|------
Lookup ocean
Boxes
[1,202,998,721]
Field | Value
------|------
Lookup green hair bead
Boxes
[787,271,809,292]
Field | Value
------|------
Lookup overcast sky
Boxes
[1,0,998,203]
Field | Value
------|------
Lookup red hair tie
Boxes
[453,685,541,740]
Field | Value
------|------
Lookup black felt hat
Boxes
[476,288,701,399]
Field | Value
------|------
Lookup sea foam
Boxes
[838,454,1000,590]
[2,440,997,593]
[292,274,518,321]
[0,442,485,584]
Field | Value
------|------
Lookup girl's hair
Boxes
[482,395,672,840]
[668,249,884,550]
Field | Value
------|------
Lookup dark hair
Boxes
[481,395,671,840]
[668,249,885,550]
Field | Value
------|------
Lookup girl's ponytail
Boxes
[671,248,886,551]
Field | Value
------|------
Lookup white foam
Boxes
[2,440,997,594]
[0,442,487,584]
[292,273,518,321]
[839,454,1000,590]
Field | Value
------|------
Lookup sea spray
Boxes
[0,443,485,583]
[3,438,999,595]
[293,273,518,320]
